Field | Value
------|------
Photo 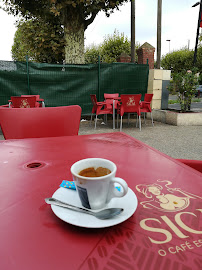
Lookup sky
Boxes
[0,0,201,61]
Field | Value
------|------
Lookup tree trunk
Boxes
[63,12,85,64]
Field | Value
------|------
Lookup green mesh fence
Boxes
[0,60,149,115]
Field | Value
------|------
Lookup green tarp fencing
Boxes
[0,60,149,115]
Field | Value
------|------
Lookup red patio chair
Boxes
[0,105,81,139]
[104,93,120,110]
[21,95,43,107]
[177,159,202,174]
[140,93,154,126]
[90,94,113,129]
[117,94,142,131]
[10,96,37,108]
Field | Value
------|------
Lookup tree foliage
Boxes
[85,30,140,64]
[161,49,194,73]
[13,24,139,65]
[161,46,202,76]
[85,45,100,64]
[168,70,199,112]
[2,0,129,63]
[100,30,130,63]
[12,18,65,63]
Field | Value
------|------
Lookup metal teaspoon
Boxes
[45,198,124,220]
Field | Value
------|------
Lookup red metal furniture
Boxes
[0,105,81,139]
[177,158,202,173]
[104,93,121,129]
[140,93,154,126]
[104,93,120,109]
[117,94,142,131]
[0,132,201,270]
[90,94,113,129]
[21,95,45,107]
[10,96,37,108]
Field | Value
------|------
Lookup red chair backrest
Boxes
[141,93,153,112]
[144,94,153,103]
[177,159,202,174]
[0,105,82,139]
[90,94,97,106]
[21,95,40,100]
[21,95,41,107]
[90,95,99,113]
[104,93,119,99]
[120,94,142,115]
[11,96,37,108]
[104,93,119,109]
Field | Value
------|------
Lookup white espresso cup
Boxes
[70,158,128,210]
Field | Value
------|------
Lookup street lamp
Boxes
[166,39,171,53]
[192,1,202,65]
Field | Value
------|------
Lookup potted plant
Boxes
[168,70,199,112]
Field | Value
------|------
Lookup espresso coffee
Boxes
[79,167,111,177]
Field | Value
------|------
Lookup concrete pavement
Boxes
[0,113,202,161]
[79,117,202,160]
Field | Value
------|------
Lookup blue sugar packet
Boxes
[60,180,121,191]
[60,180,76,190]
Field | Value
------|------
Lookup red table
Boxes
[0,132,201,270]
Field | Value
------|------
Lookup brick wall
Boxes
[136,42,155,69]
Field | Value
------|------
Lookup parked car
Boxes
[195,85,202,97]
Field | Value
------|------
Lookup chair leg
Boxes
[136,114,138,128]
[128,113,130,125]
[95,115,98,129]
[144,112,146,124]
[139,115,141,131]
[117,114,119,128]
[103,114,106,124]
[151,112,154,126]
[120,116,123,131]
[90,114,93,126]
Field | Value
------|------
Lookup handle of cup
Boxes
[107,177,128,203]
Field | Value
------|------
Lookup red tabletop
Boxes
[0,132,201,270]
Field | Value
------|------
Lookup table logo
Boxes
[136,180,202,257]
[136,180,201,212]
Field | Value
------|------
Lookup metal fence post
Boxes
[26,55,30,94]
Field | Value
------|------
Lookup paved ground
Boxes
[79,117,202,160]
[1,99,202,160]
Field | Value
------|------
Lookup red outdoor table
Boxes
[0,132,201,270]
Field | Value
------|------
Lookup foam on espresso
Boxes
[79,167,111,177]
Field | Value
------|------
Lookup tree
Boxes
[168,70,199,112]
[12,18,65,63]
[85,44,100,64]
[84,30,140,64]
[2,0,129,64]
[100,30,131,63]
[161,49,194,73]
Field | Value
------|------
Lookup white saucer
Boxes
[50,187,138,228]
